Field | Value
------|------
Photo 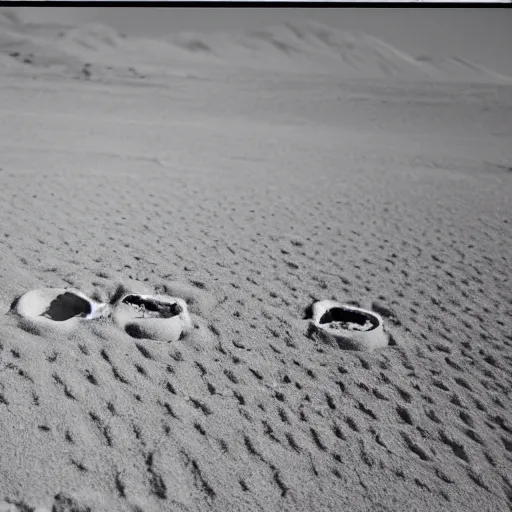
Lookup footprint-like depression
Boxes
[307,299,390,352]
[112,292,193,342]
[12,287,110,333]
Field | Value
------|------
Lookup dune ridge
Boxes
[1,10,512,84]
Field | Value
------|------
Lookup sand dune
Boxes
[416,54,512,85]
[0,14,85,73]
[1,8,512,512]
[164,20,512,83]
[1,12,511,84]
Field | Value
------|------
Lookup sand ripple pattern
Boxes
[0,61,511,512]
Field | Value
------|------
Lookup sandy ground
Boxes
[1,13,512,512]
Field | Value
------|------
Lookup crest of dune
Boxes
[162,19,512,84]
[57,23,124,52]
[416,54,512,84]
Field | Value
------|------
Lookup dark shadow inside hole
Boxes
[122,294,182,319]
[319,307,378,330]
[125,323,145,339]
[303,302,315,320]
[10,296,20,311]
[41,292,91,322]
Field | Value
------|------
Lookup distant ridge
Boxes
[1,10,511,85]
[164,19,512,83]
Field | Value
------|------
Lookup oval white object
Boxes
[310,299,389,352]
[112,293,192,342]
[14,288,110,332]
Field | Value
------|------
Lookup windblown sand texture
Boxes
[1,10,512,512]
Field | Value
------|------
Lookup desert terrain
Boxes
[0,10,511,512]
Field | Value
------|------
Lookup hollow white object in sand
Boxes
[14,288,110,332]
[310,300,389,352]
[112,293,192,342]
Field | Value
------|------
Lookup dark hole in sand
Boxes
[319,307,378,331]
[125,323,145,339]
[41,292,91,322]
[124,322,188,340]
[122,295,182,319]
[303,302,315,320]
[10,296,20,310]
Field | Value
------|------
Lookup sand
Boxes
[1,10,512,512]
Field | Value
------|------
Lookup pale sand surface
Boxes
[1,11,512,512]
